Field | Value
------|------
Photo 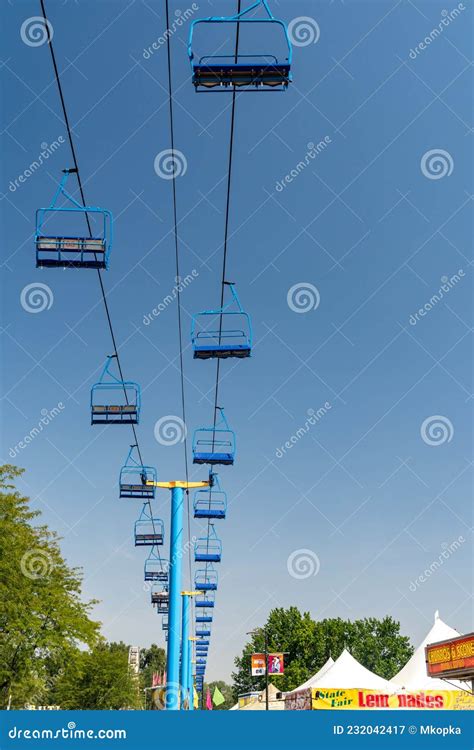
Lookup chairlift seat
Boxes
[135,531,164,546]
[35,170,113,269]
[91,404,139,425]
[194,481,227,520]
[145,569,168,582]
[152,591,169,613]
[191,283,252,359]
[192,60,291,90]
[135,517,164,547]
[193,342,252,360]
[120,483,155,499]
[195,581,217,591]
[195,551,221,563]
[36,236,107,269]
[188,2,293,94]
[120,447,156,499]
[196,615,213,623]
[196,599,215,608]
[193,451,234,466]
[91,358,141,425]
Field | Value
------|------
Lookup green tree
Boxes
[52,642,141,709]
[0,465,100,708]
[232,608,413,697]
[140,643,166,707]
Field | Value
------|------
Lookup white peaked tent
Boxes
[287,656,335,694]
[392,611,465,691]
[308,649,395,690]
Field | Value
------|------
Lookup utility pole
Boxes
[147,479,210,711]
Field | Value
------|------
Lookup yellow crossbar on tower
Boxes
[181,590,205,597]
[146,480,210,489]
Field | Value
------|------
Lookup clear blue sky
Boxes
[1,0,472,683]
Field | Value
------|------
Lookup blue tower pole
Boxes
[188,636,194,711]
[180,593,190,710]
[165,486,184,710]
[146,479,211,711]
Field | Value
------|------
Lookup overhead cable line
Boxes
[164,0,193,594]
[39,0,163,570]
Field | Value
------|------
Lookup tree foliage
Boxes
[140,643,166,697]
[232,607,413,697]
[52,642,141,710]
[0,465,100,708]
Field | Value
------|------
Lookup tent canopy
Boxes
[287,656,335,694]
[392,611,465,691]
[310,649,395,690]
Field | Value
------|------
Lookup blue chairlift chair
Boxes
[193,474,227,519]
[91,356,141,425]
[35,169,113,269]
[119,445,157,499]
[196,613,213,623]
[191,282,252,359]
[196,591,215,609]
[194,567,218,591]
[134,506,164,547]
[194,525,222,563]
[151,584,169,613]
[188,0,292,92]
[192,410,235,466]
[144,549,169,582]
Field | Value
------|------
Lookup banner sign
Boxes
[268,653,284,675]
[285,688,474,711]
[251,653,266,677]
[425,633,474,679]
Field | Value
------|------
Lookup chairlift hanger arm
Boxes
[188,2,292,65]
